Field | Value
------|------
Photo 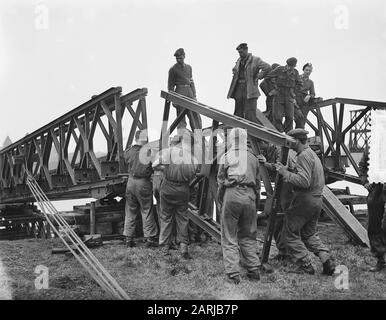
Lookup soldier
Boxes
[359,146,386,272]
[265,57,302,133]
[259,63,280,121]
[294,63,316,129]
[153,131,199,259]
[227,43,271,123]
[168,48,202,130]
[217,128,262,284]
[123,130,158,248]
[275,129,335,275]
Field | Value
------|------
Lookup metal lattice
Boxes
[349,109,370,152]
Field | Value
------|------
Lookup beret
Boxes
[174,48,185,57]
[236,43,248,50]
[286,57,298,67]
[287,128,309,138]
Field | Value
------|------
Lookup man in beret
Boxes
[275,128,336,275]
[265,57,303,133]
[227,43,271,123]
[168,48,202,131]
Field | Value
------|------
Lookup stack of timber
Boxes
[55,200,127,236]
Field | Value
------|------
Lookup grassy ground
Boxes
[0,219,385,300]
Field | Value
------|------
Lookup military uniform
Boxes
[217,129,261,282]
[227,44,271,124]
[277,129,334,274]
[123,144,158,246]
[259,63,280,121]
[294,74,316,129]
[157,142,198,257]
[359,148,386,270]
[265,59,302,133]
[168,49,202,130]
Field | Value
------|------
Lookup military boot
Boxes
[124,237,136,248]
[247,270,261,281]
[145,237,159,248]
[181,243,191,260]
[227,274,241,285]
[322,258,336,276]
[293,259,315,275]
[370,255,386,272]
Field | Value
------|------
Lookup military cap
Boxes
[287,128,309,139]
[174,48,185,57]
[236,43,248,50]
[286,57,298,67]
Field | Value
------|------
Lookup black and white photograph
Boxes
[0,0,385,309]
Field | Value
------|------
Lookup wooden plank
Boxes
[90,202,96,235]
[334,194,367,205]
[322,186,369,247]
[161,91,296,149]
[255,109,276,130]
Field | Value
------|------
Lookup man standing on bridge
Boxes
[217,128,262,284]
[123,130,159,248]
[265,57,302,133]
[227,43,271,124]
[168,48,202,130]
[359,146,386,272]
[275,129,335,275]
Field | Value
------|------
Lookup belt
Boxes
[130,174,151,179]
[226,184,254,189]
[176,84,191,87]
[165,177,189,184]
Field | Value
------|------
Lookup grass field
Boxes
[0,219,385,300]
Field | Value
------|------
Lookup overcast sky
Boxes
[0,0,385,145]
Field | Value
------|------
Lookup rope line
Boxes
[25,173,129,300]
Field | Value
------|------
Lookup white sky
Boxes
[0,0,385,144]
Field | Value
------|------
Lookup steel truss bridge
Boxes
[1,87,386,259]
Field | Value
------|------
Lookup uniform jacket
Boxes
[281,146,325,196]
[217,147,260,196]
[227,53,271,100]
[265,65,302,98]
[157,144,199,183]
[124,144,153,178]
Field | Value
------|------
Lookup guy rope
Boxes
[26,172,129,300]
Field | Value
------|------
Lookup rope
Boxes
[25,172,129,300]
